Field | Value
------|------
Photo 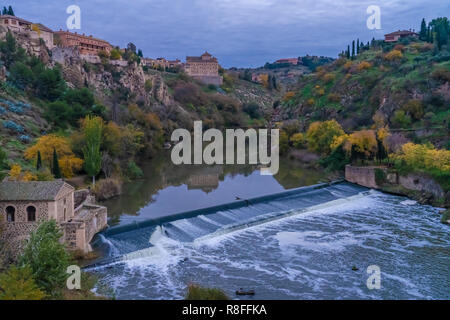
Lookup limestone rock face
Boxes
[50,47,174,117]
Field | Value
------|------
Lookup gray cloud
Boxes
[8,0,449,67]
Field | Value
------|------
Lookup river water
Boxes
[90,156,449,300]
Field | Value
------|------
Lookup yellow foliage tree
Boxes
[306,120,345,155]
[9,164,21,181]
[344,130,378,159]
[260,74,269,88]
[24,134,83,178]
[22,171,38,182]
[322,73,335,83]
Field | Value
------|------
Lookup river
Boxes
[89,155,449,300]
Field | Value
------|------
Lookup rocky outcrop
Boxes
[50,47,173,111]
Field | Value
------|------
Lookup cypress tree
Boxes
[272,75,277,90]
[2,7,7,15]
[351,40,355,59]
[356,39,360,54]
[36,151,42,171]
[52,148,61,179]
[347,45,350,59]
[8,6,14,16]
[419,18,427,40]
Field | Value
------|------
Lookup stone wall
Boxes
[398,174,445,199]
[345,165,446,203]
[344,165,379,189]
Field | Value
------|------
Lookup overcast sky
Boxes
[8,0,450,67]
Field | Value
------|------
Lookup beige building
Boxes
[0,181,107,254]
[185,52,223,85]
[0,14,54,49]
[384,30,418,42]
[54,30,112,55]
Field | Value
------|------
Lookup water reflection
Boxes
[103,152,331,226]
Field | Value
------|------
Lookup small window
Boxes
[4,19,8,24]
[27,206,36,222]
[6,206,15,222]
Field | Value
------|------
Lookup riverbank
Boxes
[344,165,449,219]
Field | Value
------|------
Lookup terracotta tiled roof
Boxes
[385,30,418,37]
[0,181,73,201]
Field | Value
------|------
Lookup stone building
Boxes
[185,52,223,85]
[0,181,107,254]
[0,14,54,49]
[54,30,112,55]
[142,57,182,70]
[384,30,418,42]
[275,58,299,65]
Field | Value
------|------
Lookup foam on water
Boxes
[91,185,449,300]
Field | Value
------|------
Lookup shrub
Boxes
[290,133,306,149]
[92,178,122,201]
[0,266,45,300]
[384,49,403,61]
[127,161,143,179]
[327,93,341,103]
[357,61,372,71]
[3,120,24,133]
[391,110,411,128]
[322,73,335,83]
[242,102,261,119]
[185,284,229,300]
[282,91,295,102]
[402,99,423,120]
[19,220,71,297]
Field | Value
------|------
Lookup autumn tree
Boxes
[306,120,345,155]
[82,116,103,185]
[24,134,83,178]
[344,130,378,162]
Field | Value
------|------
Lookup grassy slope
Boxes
[284,40,450,148]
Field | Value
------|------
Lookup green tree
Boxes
[351,40,355,59]
[419,18,427,40]
[0,145,6,169]
[346,45,350,59]
[19,220,71,297]
[52,148,62,179]
[9,62,34,90]
[36,150,42,171]
[0,31,26,68]
[82,116,103,185]
[36,67,66,101]
[356,39,360,54]
[0,266,45,300]
[7,6,14,16]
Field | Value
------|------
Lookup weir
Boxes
[86,181,372,269]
